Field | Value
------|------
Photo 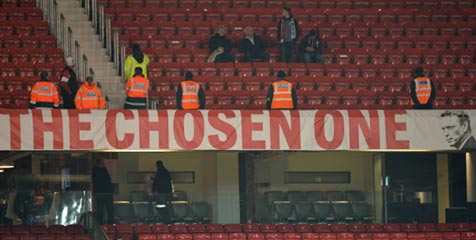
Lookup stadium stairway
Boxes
[55,0,124,109]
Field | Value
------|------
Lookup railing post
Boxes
[67,26,73,57]
[91,0,97,30]
[82,54,89,82]
[51,0,58,37]
[112,28,119,69]
[74,41,81,80]
[98,3,105,42]
[84,0,90,16]
[106,16,112,58]
[119,42,126,79]
[59,14,66,53]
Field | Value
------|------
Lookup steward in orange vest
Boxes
[410,67,435,109]
[124,67,149,109]
[75,76,106,109]
[29,72,60,109]
[266,70,297,110]
[176,71,206,110]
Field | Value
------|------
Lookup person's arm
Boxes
[299,36,307,53]
[277,19,282,41]
[429,80,436,104]
[410,80,419,105]
[224,37,232,52]
[257,36,267,52]
[152,173,158,194]
[266,84,274,110]
[29,83,38,108]
[99,89,106,109]
[238,38,247,53]
[316,35,324,54]
[292,86,297,110]
[74,87,82,109]
[60,70,72,94]
[176,84,183,109]
[209,36,217,53]
[198,87,206,109]
[124,56,133,79]
[144,55,150,78]
[294,18,301,40]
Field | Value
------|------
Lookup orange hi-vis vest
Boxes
[74,83,106,109]
[271,80,294,109]
[414,77,432,104]
[126,76,149,98]
[181,81,200,109]
[30,81,60,108]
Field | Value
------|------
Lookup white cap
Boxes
[66,57,75,67]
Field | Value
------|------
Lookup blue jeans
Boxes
[280,41,296,62]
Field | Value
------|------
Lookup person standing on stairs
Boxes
[124,43,150,80]
[59,57,79,109]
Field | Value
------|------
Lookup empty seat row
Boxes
[0,224,84,234]
[0,6,43,21]
[114,201,210,224]
[103,0,476,10]
[0,234,91,240]
[0,48,64,63]
[100,222,476,234]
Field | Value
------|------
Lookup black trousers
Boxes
[156,193,173,224]
[95,193,114,224]
[62,93,76,109]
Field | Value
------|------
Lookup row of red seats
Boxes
[0,62,65,78]
[146,63,475,79]
[0,0,36,7]
[102,0,475,10]
[135,231,476,240]
[0,6,43,20]
[107,7,476,24]
[102,223,476,234]
[0,234,91,240]
[0,224,85,234]
[0,48,64,63]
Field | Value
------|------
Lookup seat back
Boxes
[191,201,210,223]
[170,201,190,222]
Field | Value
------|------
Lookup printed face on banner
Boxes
[439,110,475,150]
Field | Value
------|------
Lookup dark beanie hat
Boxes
[40,71,48,81]
[277,70,286,79]
[185,71,193,80]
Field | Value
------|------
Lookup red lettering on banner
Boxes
[139,110,169,149]
[270,111,301,149]
[315,110,344,150]
[0,110,28,150]
[105,110,135,149]
[174,111,204,149]
[385,110,409,149]
[32,110,64,149]
[349,110,380,149]
[241,110,265,149]
[208,111,237,150]
[69,110,94,149]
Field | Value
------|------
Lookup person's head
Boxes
[308,29,317,39]
[440,110,472,148]
[185,71,193,80]
[156,160,164,169]
[134,67,143,76]
[40,71,48,81]
[277,70,286,80]
[132,43,141,54]
[413,67,425,78]
[95,158,104,167]
[217,25,227,36]
[85,76,94,86]
[66,56,75,68]
[282,6,291,18]
[244,26,254,38]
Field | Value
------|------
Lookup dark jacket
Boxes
[60,66,78,96]
[266,81,298,110]
[299,34,323,54]
[176,82,206,110]
[92,166,113,194]
[208,34,233,53]
[238,34,267,56]
[410,77,436,109]
[461,135,476,150]
[153,168,172,193]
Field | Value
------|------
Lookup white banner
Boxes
[0,109,475,151]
